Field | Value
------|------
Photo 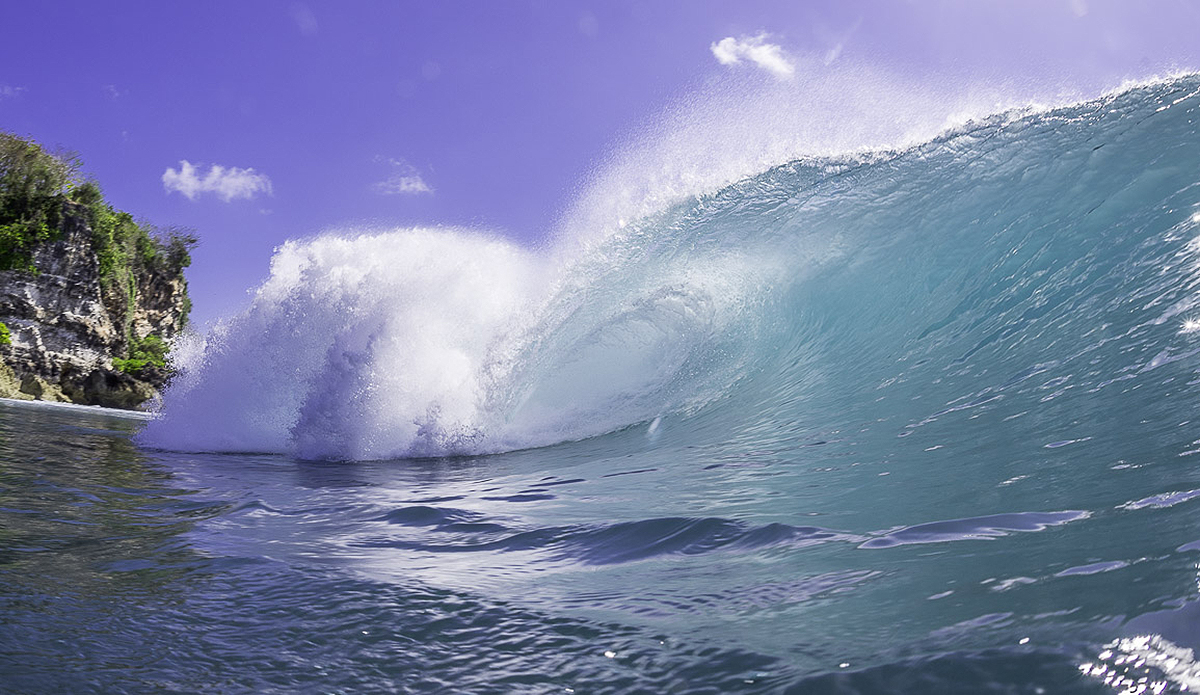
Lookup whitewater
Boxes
[7,73,1200,693]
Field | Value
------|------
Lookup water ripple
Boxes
[355,514,856,565]
[860,511,1090,549]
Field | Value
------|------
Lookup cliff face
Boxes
[0,202,190,408]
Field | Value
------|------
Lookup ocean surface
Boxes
[6,75,1200,693]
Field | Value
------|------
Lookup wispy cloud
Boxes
[818,18,862,66]
[290,3,318,36]
[162,161,273,202]
[711,34,795,79]
[0,85,25,99]
[373,158,433,195]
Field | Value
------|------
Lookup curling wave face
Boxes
[143,74,1200,462]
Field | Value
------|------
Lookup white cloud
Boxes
[0,85,25,99]
[376,175,433,195]
[162,161,273,202]
[711,34,795,79]
[373,158,433,195]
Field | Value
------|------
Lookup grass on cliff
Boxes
[0,131,195,368]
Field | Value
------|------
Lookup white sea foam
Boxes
[145,229,543,459]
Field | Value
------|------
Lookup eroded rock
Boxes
[0,203,190,409]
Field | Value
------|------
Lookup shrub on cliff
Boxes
[0,322,10,346]
[112,333,169,377]
[0,133,78,272]
[72,180,197,303]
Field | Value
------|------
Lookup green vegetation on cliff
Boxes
[69,179,196,298]
[0,131,195,364]
[112,334,168,378]
[0,133,72,273]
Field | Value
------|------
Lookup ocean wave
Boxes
[142,74,1200,461]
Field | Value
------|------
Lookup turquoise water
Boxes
[6,76,1200,692]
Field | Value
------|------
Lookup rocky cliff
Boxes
[0,201,191,409]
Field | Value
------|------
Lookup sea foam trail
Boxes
[142,73,1200,460]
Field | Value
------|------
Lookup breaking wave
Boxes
[142,73,1200,461]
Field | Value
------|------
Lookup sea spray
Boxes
[145,218,779,459]
[146,229,542,459]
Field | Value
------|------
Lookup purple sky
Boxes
[2,1,1198,326]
